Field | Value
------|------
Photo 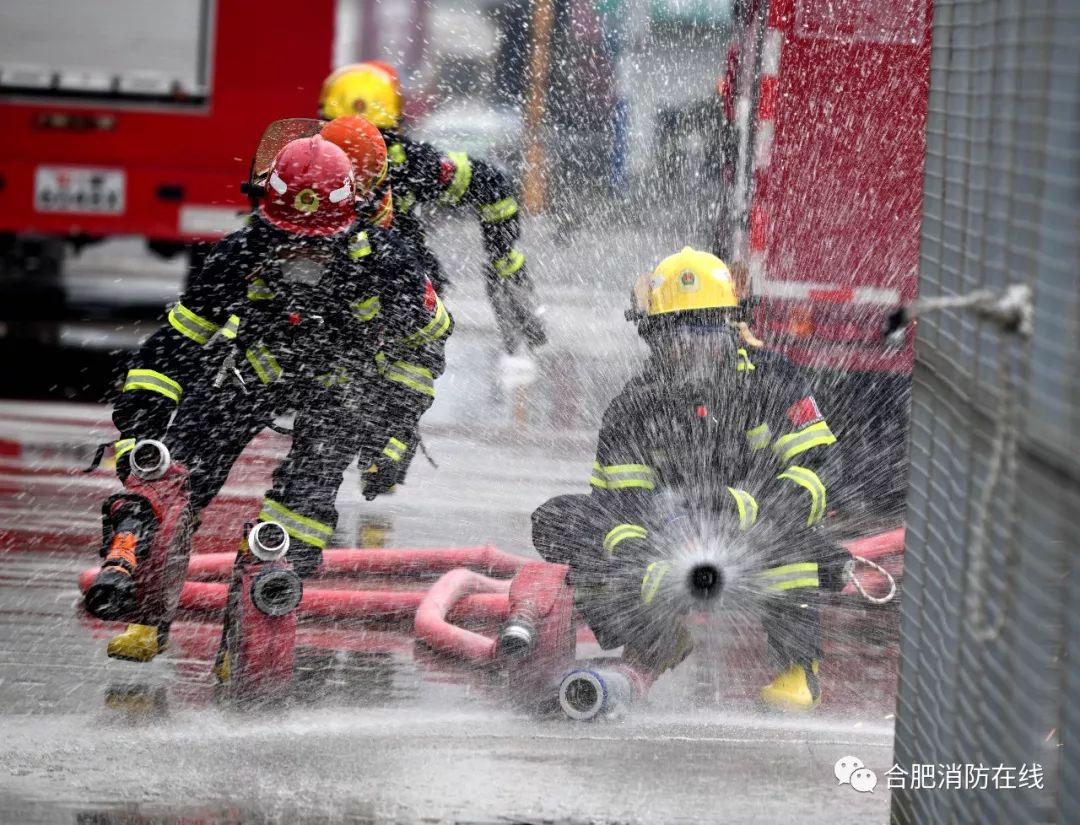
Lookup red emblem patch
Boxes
[787,396,823,427]
[422,277,438,312]
[439,159,456,186]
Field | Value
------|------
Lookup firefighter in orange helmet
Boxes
[320,61,547,356]
[529,247,851,711]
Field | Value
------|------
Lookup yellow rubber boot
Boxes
[106,624,167,662]
[213,650,230,684]
[760,660,821,712]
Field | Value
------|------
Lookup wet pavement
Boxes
[0,400,899,825]
[1,225,899,823]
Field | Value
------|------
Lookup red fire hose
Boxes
[77,569,510,625]
[414,569,512,663]
[183,545,529,581]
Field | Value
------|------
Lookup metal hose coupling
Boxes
[247,520,290,561]
[129,439,171,481]
[249,567,304,617]
[558,666,638,721]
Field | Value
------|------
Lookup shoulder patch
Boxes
[787,396,823,427]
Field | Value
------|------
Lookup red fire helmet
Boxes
[260,135,356,237]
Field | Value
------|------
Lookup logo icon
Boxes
[293,188,321,214]
[835,756,877,794]
[678,269,700,292]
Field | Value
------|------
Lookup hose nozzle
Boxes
[688,563,723,602]
[497,619,537,659]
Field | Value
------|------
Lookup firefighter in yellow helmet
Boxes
[320,62,546,356]
[529,247,851,711]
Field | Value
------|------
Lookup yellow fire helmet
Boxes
[637,247,739,319]
[319,62,403,129]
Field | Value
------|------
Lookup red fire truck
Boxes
[0,0,336,322]
[727,0,934,520]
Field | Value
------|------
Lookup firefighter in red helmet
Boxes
[88,136,452,664]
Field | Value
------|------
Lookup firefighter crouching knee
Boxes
[531,246,852,710]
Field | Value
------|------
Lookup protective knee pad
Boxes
[530,494,595,564]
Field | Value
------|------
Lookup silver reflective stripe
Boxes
[479,197,519,223]
[726,487,759,531]
[641,561,671,605]
[746,423,771,451]
[772,421,837,464]
[167,303,218,345]
[351,296,381,322]
[777,466,827,526]
[123,369,183,403]
[401,297,450,347]
[245,343,282,385]
[603,523,647,555]
[382,360,435,396]
[383,437,407,462]
[247,279,274,301]
[349,231,372,260]
[600,463,656,490]
[259,498,333,550]
[493,249,525,279]
[758,562,820,591]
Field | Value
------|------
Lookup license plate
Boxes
[34,166,126,214]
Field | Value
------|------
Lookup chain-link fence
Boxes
[892,2,1079,823]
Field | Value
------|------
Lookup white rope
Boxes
[847,555,897,605]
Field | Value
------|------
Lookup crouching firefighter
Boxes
[84,135,451,666]
[530,247,850,711]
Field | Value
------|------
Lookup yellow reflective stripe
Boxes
[759,562,820,591]
[395,191,416,215]
[438,151,472,205]
[260,498,332,549]
[349,231,372,260]
[383,437,408,462]
[777,465,827,526]
[772,421,837,464]
[221,314,240,340]
[492,249,526,279]
[351,296,381,322]
[737,347,756,371]
[245,343,282,385]
[746,423,771,451]
[589,460,608,489]
[603,523,648,556]
[726,487,759,531]
[123,369,182,403]
[168,303,218,345]
[382,359,435,397]
[479,197,519,223]
[641,561,671,605]
[246,279,274,301]
[314,366,350,387]
[401,297,451,347]
[114,438,135,460]
[372,196,392,225]
[600,463,656,490]
[388,143,407,165]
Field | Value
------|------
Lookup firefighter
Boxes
[319,61,547,357]
[99,135,452,662]
[530,247,850,711]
